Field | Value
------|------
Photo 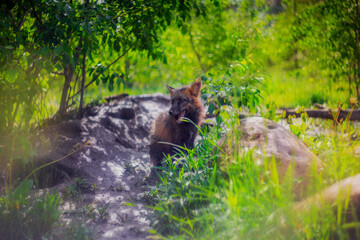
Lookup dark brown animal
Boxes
[149,78,204,166]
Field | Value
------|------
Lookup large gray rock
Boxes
[219,117,322,197]
[295,173,360,238]
[32,94,171,240]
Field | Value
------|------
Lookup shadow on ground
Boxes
[36,94,170,239]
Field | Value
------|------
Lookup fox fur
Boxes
[149,78,204,166]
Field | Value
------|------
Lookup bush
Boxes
[0,180,60,239]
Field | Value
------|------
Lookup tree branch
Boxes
[52,71,64,76]
[17,10,30,30]
[280,108,360,121]
[29,0,42,25]
[79,51,86,111]
[7,12,17,27]
[71,46,132,100]
[189,27,207,74]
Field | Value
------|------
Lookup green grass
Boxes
[0,180,60,239]
[262,67,350,109]
[0,179,97,240]
[149,112,360,239]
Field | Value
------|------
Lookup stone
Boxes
[5,93,171,240]
[294,173,360,238]
[219,117,322,197]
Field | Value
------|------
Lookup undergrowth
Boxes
[0,133,95,239]
[149,106,360,239]
[0,180,60,239]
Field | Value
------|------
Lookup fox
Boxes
[149,78,204,166]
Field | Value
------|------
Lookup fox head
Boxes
[166,78,203,124]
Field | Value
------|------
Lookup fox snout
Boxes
[169,106,186,124]
[168,108,182,117]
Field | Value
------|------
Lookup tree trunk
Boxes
[78,0,88,113]
[280,108,360,122]
[355,0,360,99]
[79,52,86,113]
[59,65,74,117]
[269,0,283,14]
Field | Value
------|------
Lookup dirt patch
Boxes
[35,94,170,239]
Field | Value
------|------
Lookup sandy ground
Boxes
[39,94,170,239]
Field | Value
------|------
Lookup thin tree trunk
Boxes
[79,52,86,112]
[269,0,282,14]
[70,46,132,100]
[349,75,352,99]
[59,65,74,117]
[189,27,207,74]
[79,0,89,114]
[59,32,83,117]
[355,0,360,99]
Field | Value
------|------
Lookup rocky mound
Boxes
[36,94,171,239]
[11,94,358,239]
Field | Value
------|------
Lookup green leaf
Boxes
[108,82,114,92]
[181,24,188,35]
[40,47,49,55]
[89,67,96,76]
[12,179,33,202]
[162,55,167,64]
[35,59,44,69]
[208,102,215,115]
[101,75,108,84]
[54,47,63,56]
[4,68,19,82]
[93,74,100,85]
[113,40,121,52]
[289,124,301,137]
[45,61,53,73]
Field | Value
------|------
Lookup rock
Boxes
[294,173,360,238]
[24,93,170,240]
[219,117,322,197]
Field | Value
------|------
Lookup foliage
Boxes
[0,179,61,239]
[290,0,360,99]
[146,4,360,234]
[203,70,263,115]
[51,221,96,240]
[149,99,360,240]
[183,0,266,74]
[0,0,210,135]
[149,123,222,236]
[258,0,360,107]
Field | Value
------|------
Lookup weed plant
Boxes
[0,180,60,239]
[149,102,360,239]
[0,138,94,239]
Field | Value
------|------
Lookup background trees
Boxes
[0,0,207,134]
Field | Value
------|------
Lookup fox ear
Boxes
[188,78,202,97]
[166,84,175,95]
